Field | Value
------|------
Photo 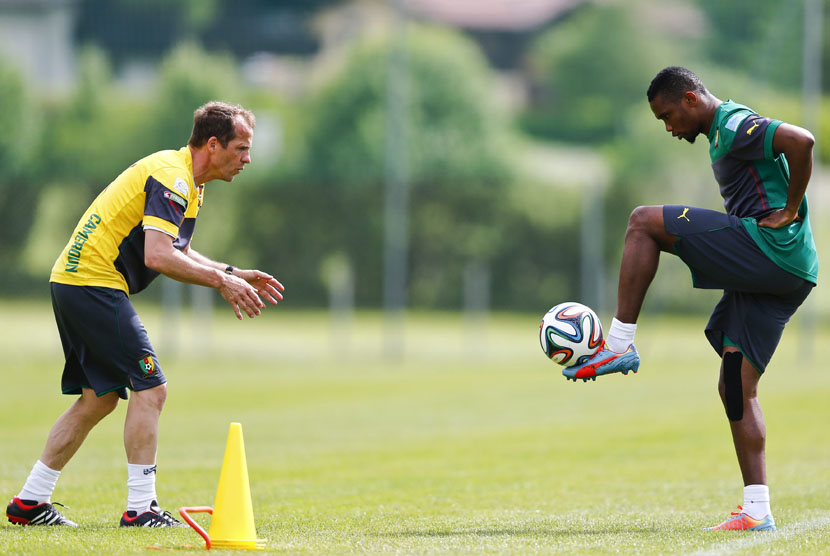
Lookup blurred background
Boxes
[5,5,830,550]
[1,0,828,342]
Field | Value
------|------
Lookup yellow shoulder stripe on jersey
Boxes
[143,215,180,237]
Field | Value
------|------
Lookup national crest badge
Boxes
[139,355,157,376]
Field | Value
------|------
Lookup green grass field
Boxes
[1,299,829,555]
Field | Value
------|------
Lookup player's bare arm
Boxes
[144,229,267,320]
[184,244,285,306]
[758,123,815,229]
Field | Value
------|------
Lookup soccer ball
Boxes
[539,302,603,366]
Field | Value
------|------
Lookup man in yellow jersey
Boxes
[6,102,285,528]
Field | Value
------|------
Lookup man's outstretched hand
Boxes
[219,270,285,320]
[240,269,285,306]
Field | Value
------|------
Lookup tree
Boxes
[241,26,512,308]
[0,57,38,284]
[38,46,142,187]
[520,4,655,143]
[693,0,803,89]
[144,41,241,151]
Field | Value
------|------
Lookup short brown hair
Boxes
[188,101,255,148]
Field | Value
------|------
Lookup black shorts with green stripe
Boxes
[51,282,166,399]
[663,205,813,372]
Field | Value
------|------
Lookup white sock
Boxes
[127,463,158,513]
[743,484,771,519]
[605,318,637,353]
[18,460,61,504]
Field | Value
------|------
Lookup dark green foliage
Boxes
[241,27,514,308]
[142,42,241,152]
[302,27,508,187]
[0,58,39,284]
[8,2,830,312]
[520,4,654,143]
[693,0,804,89]
[0,58,32,176]
[38,47,143,188]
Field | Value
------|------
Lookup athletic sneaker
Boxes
[120,500,185,528]
[6,497,78,526]
[562,341,640,381]
[704,506,777,531]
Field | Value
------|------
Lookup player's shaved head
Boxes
[189,101,255,148]
[647,66,707,103]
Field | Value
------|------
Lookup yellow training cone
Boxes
[208,423,265,550]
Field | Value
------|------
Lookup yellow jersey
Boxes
[50,147,204,294]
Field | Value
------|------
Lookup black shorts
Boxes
[663,205,813,372]
[51,282,166,399]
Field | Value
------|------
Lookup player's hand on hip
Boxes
[237,269,285,306]
[219,273,266,320]
[757,207,801,229]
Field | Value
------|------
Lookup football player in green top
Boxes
[565,66,817,531]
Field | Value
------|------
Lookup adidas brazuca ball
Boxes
[539,302,603,366]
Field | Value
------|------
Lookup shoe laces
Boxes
[159,510,181,525]
[730,505,744,516]
[52,502,70,510]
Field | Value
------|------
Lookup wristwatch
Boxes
[224,265,236,275]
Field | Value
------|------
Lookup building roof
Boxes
[0,0,76,8]
[403,0,585,31]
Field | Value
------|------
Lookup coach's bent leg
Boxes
[124,383,167,465]
[718,347,766,486]
[40,389,120,470]
[616,206,678,323]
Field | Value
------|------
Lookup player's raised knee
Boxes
[626,205,663,232]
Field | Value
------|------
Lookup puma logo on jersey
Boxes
[747,121,760,135]
[677,208,691,222]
